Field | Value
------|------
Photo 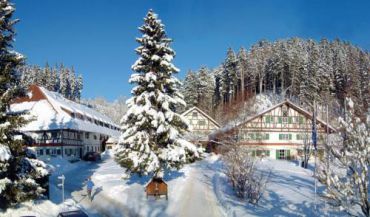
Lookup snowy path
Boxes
[175,161,225,217]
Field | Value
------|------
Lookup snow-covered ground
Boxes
[1,151,349,217]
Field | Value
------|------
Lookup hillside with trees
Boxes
[18,63,84,101]
[182,38,370,122]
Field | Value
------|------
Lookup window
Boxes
[93,135,97,140]
[279,134,292,140]
[288,117,292,124]
[265,115,272,123]
[282,106,288,117]
[282,117,288,123]
[87,146,89,152]
[256,150,270,157]
[85,132,90,139]
[46,149,50,155]
[276,149,290,160]
[198,120,206,126]
[57,149,61,155]
[299,116,304,124]
[192,112,198,118]
[38,149,44,156]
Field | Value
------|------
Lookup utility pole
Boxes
[312,100,318,213]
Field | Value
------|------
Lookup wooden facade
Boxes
[11,85,120,159]
[145,178,168,200]
[181,107,220,143]
[211,100,336,160]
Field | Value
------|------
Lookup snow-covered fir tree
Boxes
[181,70,198,110]
[115,10,201,177]
[197,66,215,114]
[318,98,369,217]
[0,0,48,209]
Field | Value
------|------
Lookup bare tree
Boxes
[222,145,270,204]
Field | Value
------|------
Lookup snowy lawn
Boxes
[1,152,352,217]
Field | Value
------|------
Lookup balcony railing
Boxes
[32,138,83,147]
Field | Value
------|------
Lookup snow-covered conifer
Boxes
[182,70,198,110]
[115,10,201,177]
[318,98,369,217]
[0,0,48,209]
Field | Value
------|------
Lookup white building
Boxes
[11,85,121,159]
[181,107,220,145]
[211,100,336,159]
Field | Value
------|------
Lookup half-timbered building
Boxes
[181,107,220,143]
[10,85,121,159]
[210,100,336,160]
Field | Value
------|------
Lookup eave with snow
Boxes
[210,100,336,160]
[10,85,121,158]
[181,107,220,143]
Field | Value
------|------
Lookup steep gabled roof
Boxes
[181,106,220,128]
[10,85,121,136]
[234,100,336,133]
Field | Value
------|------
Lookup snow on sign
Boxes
[10,85,121,159]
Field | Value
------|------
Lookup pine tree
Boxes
[197,66,215,114]
[115,10,201,177]
[59,64,71,99]
[0,0,48,209]
[44,62,54,91]
[182,70,198,110]
[75,74,83,101]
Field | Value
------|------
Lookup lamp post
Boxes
[58,174,65,206]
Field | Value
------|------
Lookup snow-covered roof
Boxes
[10,85,121,137]
[181,107,220,128]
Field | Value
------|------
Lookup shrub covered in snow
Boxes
[222,146,270,204]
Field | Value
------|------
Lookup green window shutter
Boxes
[279,134,282,140]
[252,150,256,157]
[288,117,292,124]
[266,134,269,140]
[299,116,304,124]
[276,150,280,159]
[278,117,282,123]
[289,134,292,140]
[296,134,300,140]
[287,150,290,159]
[265,116,269,123]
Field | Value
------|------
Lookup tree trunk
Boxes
[241,72,245,100]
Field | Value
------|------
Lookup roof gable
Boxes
[181,107,220,128]
[238,100,336,132]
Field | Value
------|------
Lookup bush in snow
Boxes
[222,146,270,204]
[0,0,48,209]
[318,98,369,217]
[115,10,202,178]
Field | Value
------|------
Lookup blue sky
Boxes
[13,0,370,101]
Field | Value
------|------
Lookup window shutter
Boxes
[287,150,290,159]
[279,134,282,140]
[288,117,292,124]
[276,150,280,159]
[289,134,292,140]
[265,116,270,123]
[299,116,304,124]
[278,117,282,123]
